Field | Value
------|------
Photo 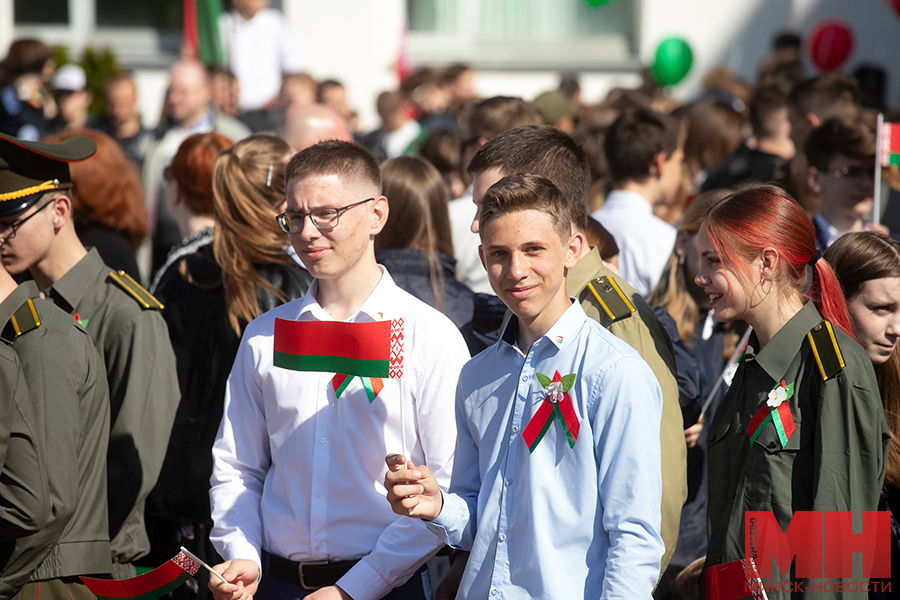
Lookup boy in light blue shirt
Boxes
[385,173,664,599]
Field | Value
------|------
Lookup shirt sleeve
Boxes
[104,308,180,563]
[338,321,470,600]
[209,329,271,573]
[0,350,49,540]
[810,353,888,516]
[426,374,481,550]
[593,354,665,600]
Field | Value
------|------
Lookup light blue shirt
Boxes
[428,301,664,599]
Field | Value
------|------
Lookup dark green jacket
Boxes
[0,282,111,598]
[47,249,180,574]
[0,345,48,541]
[706,303,889,598]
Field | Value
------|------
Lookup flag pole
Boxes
[399,378,407,460]
[875,112,884,227]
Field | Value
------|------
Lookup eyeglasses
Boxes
[0,199,55,241]
[828,164,874,181]
[276,198,373,234]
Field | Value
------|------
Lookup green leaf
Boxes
[784,381,795,400]
[561,373,577,392]
[536,373,551,388]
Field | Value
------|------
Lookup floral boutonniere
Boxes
[748,379,796,447]
[522,370,580,453]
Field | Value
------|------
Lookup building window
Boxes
[407,0,638,70]
[14,0,69,24]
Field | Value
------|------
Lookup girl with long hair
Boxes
[376,155,481,354]
[824,231,900,593]
[697,184,888,596]
[144,134,311,598]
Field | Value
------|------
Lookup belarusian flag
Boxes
[879,121,900,167]
[274,318,404,401]
[183,0,224,66]
[81,550,201,600]
[705,560,769,600]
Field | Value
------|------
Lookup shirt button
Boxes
[316,489,323,497]
[499,533,506,542]
[521,375,528,382]
[505,479,512,486]
[730,491,736,499]
[320,437,326,444]
[768,441,777,450]
[512,425,519,434]
[735,424,744,436]
[491,590,498,597]
[316,543,323,550]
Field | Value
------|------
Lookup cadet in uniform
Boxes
[0,132,177,580]
[696,185,888,599]
[0,345,48,543]
[0,132,112,598]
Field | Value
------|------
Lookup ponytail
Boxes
[808,257,853,338]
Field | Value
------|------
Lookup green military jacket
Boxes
[566,247,687,576]
[706,303,889,598]
[0,345,48,542]
[46,249,180,575]
[0,282,111,598]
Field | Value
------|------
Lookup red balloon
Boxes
[887,0,900,18]
[808,20,854,71]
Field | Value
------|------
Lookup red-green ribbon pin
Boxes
[522,371,580,453]
[747,380,796,447]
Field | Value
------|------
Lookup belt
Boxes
[263,551,359,590]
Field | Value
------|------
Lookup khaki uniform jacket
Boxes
[46,249,180,574]
[705,303,889,599]
[0,282,111,598]
[0,345,48,542]
[566,248,687,576]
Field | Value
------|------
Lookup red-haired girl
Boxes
[695,184,889,595]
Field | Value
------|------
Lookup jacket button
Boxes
[768,441,777,450]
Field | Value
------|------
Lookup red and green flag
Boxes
[705,559,768,600]
[183,0,224,66]
[522,371,580,453]
[879,121,900,167]
[273,318,404,402]
[81,550,201,600]
[746,380,796,448]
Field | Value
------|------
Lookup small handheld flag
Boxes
[81,549,205,600]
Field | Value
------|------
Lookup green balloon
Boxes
[652,37,693,86]
[584,0,612,6]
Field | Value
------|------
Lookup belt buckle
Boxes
[298,560,329,591]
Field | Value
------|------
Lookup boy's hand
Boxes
[384,454,442,520]
[208,559,260,600]
[684,414,704,448]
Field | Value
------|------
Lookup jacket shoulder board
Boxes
[2,299,42,343]
[579,275,635,323]
[807,320,845,381]
[108,271,164,310]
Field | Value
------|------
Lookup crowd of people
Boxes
[0,16,898,600]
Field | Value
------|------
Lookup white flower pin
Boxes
[767,379,793,408]
[546,380,564,403]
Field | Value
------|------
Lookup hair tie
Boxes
[266,164,274,188]
[807,250,822,267]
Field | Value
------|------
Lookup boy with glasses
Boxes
[805,117,887,251]
[208,140,469,600]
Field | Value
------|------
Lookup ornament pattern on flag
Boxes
[390,318,404,378]
[171,551,201,576]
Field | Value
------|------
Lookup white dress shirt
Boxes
[219,8,302,110]
[591,190,677,297]
[210,269,470,600]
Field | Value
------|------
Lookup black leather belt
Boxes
[264,551,359,590]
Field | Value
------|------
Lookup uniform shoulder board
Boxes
[2,299,42,343]
[107,271,164,310]
[807,320,845,381]
[579,275,635,323]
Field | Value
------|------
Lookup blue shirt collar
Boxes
[499,299,587,354]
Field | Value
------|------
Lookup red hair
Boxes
[44,128,147,248]
[704,184,853,336]
[169,132,233,217]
